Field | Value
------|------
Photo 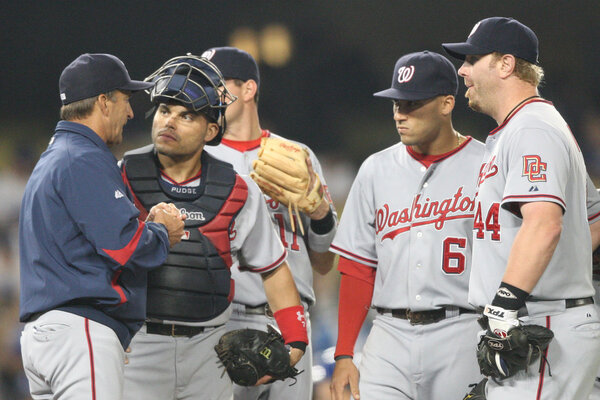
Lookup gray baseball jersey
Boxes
[156,173,287,328]
[205,131,336,307]
[123,174,287,400]
[330,137,486,399]
[469,99,595,306]
[206,131,336,400]
[331,137,484,310]
[469,99,600,399]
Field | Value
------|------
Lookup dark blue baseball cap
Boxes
[201,47,260,87]
[442,17,539,64]
[59,53,154,105]
[373,51,458,101]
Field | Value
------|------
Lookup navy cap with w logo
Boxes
[373,51,458,101]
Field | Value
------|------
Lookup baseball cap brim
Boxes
[120,80,154,92]
[373,88,439,101]
[442,42,491,60]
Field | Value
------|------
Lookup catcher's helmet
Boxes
[144,54,236,145]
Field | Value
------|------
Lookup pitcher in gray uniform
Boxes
[443,16,600,399]
[202,46,338,400]
[329,51,485,400]
[121,54,308,400]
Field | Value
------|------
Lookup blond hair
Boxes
[491,52,544,87]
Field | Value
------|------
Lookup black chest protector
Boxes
[122,145,248,322]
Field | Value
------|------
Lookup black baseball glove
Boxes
[477,323,554,380]
[463,378,487,399]
[214,325,301,386]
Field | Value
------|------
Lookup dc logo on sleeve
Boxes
[522,155,547,182]
[114,190,125,199]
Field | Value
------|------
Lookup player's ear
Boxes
[205,122,219,143]
[498,54,516,78]
[96,93,111,116]
[243,80,258,102]
[440,95,455,116]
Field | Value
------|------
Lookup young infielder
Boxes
[444,16,600,399]
[202,46,338,400]
[329,51,485,400]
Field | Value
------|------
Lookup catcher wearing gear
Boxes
[121,54,308,400]
[251,137,325,234]
[215,325,301,386]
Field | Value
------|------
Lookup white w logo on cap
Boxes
[469,21,481,37]
[397,66,415,83]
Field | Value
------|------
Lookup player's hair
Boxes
[230,78,260,104]
[491,52,544,87]
[60,90,117,121]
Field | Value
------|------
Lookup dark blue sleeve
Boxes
[60,151,169,270]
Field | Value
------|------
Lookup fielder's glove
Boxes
[462,378,487,400]
[214,325,301,386]
[477,305,554,380]
[250,137,324,234]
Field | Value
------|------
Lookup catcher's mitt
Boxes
[463,378,487,399]
[250,137,324,234]
[477,324,553,380]
[214,325,300,386]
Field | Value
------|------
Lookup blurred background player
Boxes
[121,54,307,400]
[329,51,485,400]
[202,46,337,400]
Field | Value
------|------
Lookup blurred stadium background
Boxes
[2,2,599,398]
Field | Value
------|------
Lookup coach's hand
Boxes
[330,357,360,400]
[151,203,186,247]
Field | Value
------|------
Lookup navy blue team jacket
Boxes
[19,121,170,348]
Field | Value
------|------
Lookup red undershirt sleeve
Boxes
[334,256,375,358]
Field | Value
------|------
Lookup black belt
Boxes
[480,297,595,317]
[517,296,595,316]
[376,307,476,325]
[146,322,206,337]
[565,297,594,308]
[242,303,274,318]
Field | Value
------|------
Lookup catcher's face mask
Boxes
[145,54,237,145]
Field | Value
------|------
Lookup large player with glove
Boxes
[203,47,337,400]
[121,54,308,400]
[444,17,600,399]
